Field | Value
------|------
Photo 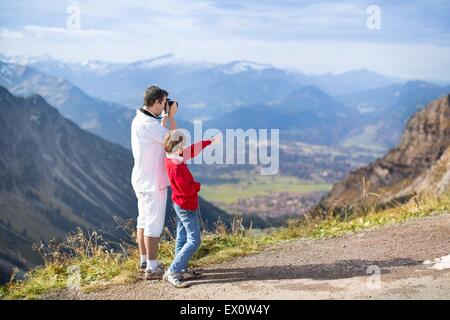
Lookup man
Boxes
[131,85,177,279]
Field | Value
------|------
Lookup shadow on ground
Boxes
[190,258,421,285]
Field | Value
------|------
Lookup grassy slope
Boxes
[1,191,449,300]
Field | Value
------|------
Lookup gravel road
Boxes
[49,212,450,300]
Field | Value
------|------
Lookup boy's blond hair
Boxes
[163,129,186,154]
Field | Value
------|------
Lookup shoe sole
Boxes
[163,273,190,288]
[168,281,190,288]
[144,273,164,280]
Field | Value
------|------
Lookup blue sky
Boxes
[1,0,450,81]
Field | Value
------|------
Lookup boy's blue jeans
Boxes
[168,203,202,274]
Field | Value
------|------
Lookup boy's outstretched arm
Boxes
[182,140,212,162]
[182,134,221,162]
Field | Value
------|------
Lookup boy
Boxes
[162,130,219,288]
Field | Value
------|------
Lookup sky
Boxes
[1,0,450,82]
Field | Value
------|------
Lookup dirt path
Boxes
[52,212,450,300]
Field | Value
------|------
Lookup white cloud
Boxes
[0,28,24,39]
[23,25,111,38]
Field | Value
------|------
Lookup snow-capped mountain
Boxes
[3,53,398,113]
[221,60,273,74]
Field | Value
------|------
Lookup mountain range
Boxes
[3,53,450,151]
[205,85,360,146]
[339,81,450,150]
[22,54,398,110]
[2,54,449,152]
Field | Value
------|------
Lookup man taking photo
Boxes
[131,85,177,279]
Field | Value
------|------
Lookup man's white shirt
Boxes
[131,109,170,193]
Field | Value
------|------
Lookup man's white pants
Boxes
[136,188,168,237]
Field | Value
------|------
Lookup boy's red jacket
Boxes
[164,140,212,211]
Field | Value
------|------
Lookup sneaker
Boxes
[144,264,165,280]
[139,261,147,273]
[163,271,190,288]
[180,268,203,280]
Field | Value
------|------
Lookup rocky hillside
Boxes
[322,94,450,208]
[396,144,450,198]
[0,87,230,283]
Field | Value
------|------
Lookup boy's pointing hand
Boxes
[210,134,222,144]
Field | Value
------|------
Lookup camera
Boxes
[165,98,177,113]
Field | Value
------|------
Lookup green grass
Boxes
[199,175,332,204]
[1,191,449,300]
[0,229,140,299]
[271,194,450,241]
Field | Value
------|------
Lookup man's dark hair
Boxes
[143,85,168,107]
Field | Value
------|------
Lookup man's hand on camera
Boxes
[169,101,178,118]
